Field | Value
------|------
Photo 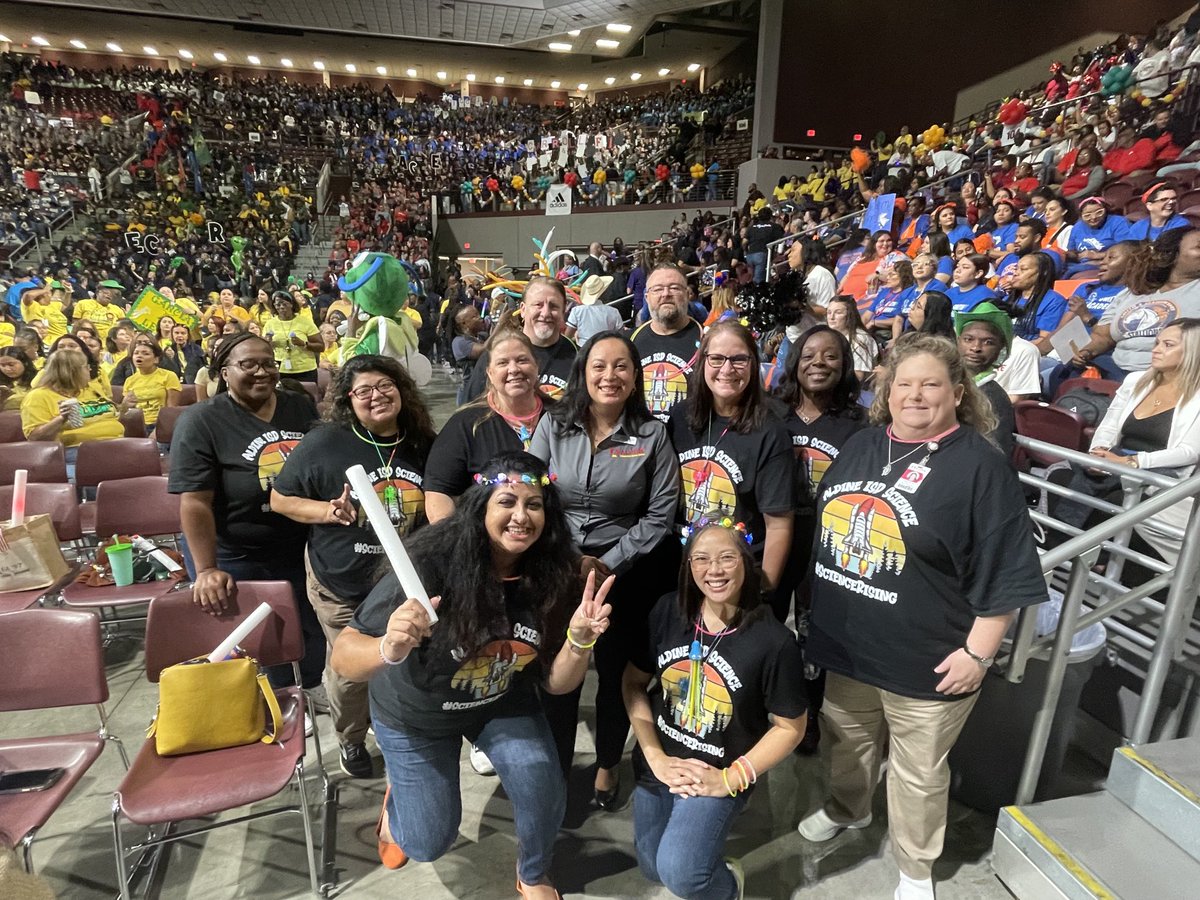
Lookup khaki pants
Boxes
[822,673,979,881]
[304,551,370,746]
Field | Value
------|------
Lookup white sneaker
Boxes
[304,713,314,738]
[724,858,745,900]
[895,873,935,900]
[469,744,496,776]
[797,807,872,842]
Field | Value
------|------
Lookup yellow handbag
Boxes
[148,655,284,756]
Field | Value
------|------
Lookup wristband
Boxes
[565,625,597,651]
[379,636,404,666]
[720,767,739,797]
[963,642,994,668]
[738,755,758,785]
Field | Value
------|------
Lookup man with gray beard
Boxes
[632,264,703,422]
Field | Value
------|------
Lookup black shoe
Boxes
[594,774,621,811]
[340,742,374,779]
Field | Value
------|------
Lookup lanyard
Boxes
[352,423,405,525]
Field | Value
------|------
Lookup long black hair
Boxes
[676,522,765,628]
[919,291,956,339]
[398,451,580,665]
[1005,251,1058,324]
[686,321,768,434]
[0,347,36,390]
[328,354,437,462]
[48,333,99,380]
[550,330,653,433]
[774,324,861,416]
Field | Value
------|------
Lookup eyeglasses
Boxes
[227,358,279,374]
[704,353,752,371]
[1149,197,1176,205]
[647,285,688,297]
[348,379,398,400]
[689,552,741,569]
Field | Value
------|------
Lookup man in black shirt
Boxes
[745,207,784,283]
[632,263,703,422]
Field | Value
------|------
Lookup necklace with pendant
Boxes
[490,395,543,450]
[882,424,958,476]
[352,423,406,526]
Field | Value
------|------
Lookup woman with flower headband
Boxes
[271,355,437,780]
[623,517,806,900]
[529,330,680,809]
[331,451,614,900]
[425,329,552,524]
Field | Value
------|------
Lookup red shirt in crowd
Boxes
[1104,138,1156,177]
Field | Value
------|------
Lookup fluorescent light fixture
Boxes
[247,55,260,65]
[466,72,476,81]
[687,63,701,72]
[567,29,581,37]
[494,75,504,84]
[280,57,293,67]
[596,39,620,49]
[144,46,159,55]
[630,72,642,81]
[106,42,123,52]
[179,49,193,59]
[607,23,632,33]
[345,63,356,72]
[548,42,572,52]
[550,80,561,89]
[578,83,588,91]
[313,60,324,70]
[406,67,417,77]
[604,77,616,85]
[0,34,11,43]
[523,78,533,86]
[70,39,86,49]
[376,66,387,75]
[214,51,228,62]
[31,36,49,46]
[658,67,670,76]
[435,70,447,79]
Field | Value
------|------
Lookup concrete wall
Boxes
[737,158,825,205]
[435,201,737,265]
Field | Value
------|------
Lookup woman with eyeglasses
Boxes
[668,321,795,595]
[271,355,437,779]
[1126,183,1189,242]
[168,332,326,694]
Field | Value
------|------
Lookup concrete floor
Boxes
[7,369,1025,899]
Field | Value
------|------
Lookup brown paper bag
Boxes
[0,514,70,594]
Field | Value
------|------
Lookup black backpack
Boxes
[1054,385,1113,426]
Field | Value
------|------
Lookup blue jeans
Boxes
[746,251,768,284]
[373,712,566,885]
[180,538,325,689]
[634,781,749,900]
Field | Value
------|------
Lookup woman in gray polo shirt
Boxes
[529,330,680,811]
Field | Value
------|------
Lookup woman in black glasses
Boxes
[271,355,437,779]
[168,332,324,691]
[667,321,795,593]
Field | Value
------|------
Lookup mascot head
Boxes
[337,251,410,317]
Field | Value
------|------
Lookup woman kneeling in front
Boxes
[623,518,806,900]
[331,451,613,900]
[798,332,1046,900]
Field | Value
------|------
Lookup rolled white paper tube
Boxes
[11,469,27,526]
[207,601,274,663]
[345,464,438,623]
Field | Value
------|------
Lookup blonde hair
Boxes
[869,332,997,439]
[1137,318,1200,404]
[709,284,737,317]
[40,348,90,395]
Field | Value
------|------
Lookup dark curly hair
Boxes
[48,333,100,380]
[327,354,436,461]
[396,451,581,666]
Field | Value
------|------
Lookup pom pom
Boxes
[851,147,871,173]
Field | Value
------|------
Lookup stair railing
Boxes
[1005,435,1200,804]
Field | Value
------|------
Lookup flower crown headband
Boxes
[473,472,557,487]
[680,515,753,546]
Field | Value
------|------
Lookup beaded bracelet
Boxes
[720,767,739,797]
[565,626,598,651]
[379,636,404,666]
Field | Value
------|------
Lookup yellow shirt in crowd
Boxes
[20,383,124,447]
[264,315,319,374]
[123,367,182,425]
[4,384,28,410]
[0,322,14,345]
[22,298,69,342]
[72,299,126,340]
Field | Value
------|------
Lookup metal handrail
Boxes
[1006,434,1200,804]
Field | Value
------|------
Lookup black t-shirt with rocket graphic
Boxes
[272,423,427,603]
[632,319,703,423]
[630,592,806,783]
[352,574,546,738]
[807,425,1046,700]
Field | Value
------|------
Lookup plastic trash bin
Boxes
[949,592,1107,812]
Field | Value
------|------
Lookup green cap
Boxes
[48,280,65,290]
[954,301,1013,365]
[99,279,124,290]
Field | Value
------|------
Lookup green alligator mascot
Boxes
[336,251,431,385]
